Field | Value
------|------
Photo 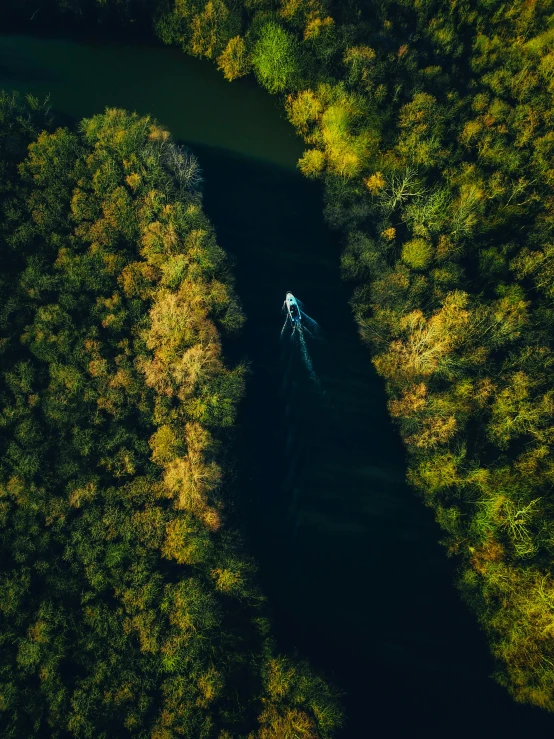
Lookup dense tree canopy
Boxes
[0,95,341,738]
[4,0,554,718]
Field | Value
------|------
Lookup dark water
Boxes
[1,32,553,739]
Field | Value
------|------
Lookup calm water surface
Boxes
[1,31,552,738]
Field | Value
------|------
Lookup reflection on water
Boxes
[1,30,554,738]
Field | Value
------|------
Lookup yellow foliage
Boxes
[313,91,377,178]
[149,425,181,466]
[68,481,97,508]
[401,238,433,270]
[28,620,49,644]
[197,667,224,707]
[190,0,229,59]
[162,516,208,565]
[488,371,554,448]
[201,507,221,531]
[304,15,334,41]
[163,454,221,511]
[257,707,318,738]
[460,118,483,146]
[217,35,250,81]
[160,422,221,511]
[146,285,209,357]
[396,92,446,166]
[389,382,427,418]
[279,0,323,24]
[211,567,243,593]
[174,342,222,400]
[450,182,485,238]
[374,291,470,382]
[125,172,141,190]
[321,103,366,177]
[381,227,396,240]
[470,564,554,710]
[514,446,552,478]
[298,148,326,178]
[364,171,385,194]
[131,508,165,549]
[148,124,170,143]
[113,684,134,705]
[435,234,455,261]
[409,450,464,496]
[285,90,323,136]
[469,537,505,575]
[140,219,179,263]
[88,358,109,378]
[151,725,173,739]
[185,420,214,455]
[123,609,159,653]
[118,261,159,300]
[344,45,376,66]
[109,367,134,391]
[406,414,458,449]
[343,46,377,89]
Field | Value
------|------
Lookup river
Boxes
[1,30,552,738]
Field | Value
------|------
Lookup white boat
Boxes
[284,291,301,327]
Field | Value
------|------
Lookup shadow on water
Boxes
[0,57,57,84]
[192,143,554,738]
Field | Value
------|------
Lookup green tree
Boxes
[251,22,301,93]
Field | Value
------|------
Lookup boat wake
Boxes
[281,292,323,390]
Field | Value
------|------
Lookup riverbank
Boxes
[2,29,554,737]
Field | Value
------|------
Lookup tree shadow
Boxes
[0,53,57,84]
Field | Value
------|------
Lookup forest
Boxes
[3,0,554,727]
[0,94,341,737]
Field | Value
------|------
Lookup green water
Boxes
[1,31,553,738]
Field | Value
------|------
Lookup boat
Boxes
[284,291,301,326]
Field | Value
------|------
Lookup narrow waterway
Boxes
[1,31,553,738]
